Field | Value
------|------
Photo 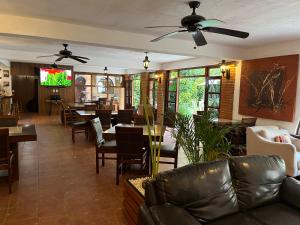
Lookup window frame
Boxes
[165,64,223,116]
[74,71,124,103]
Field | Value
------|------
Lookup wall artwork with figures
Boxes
[239,54,299,122]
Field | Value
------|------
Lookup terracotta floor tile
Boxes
[0,114,178,224]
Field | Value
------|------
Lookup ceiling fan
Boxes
[37,43,90,63]
[145,1,249,46]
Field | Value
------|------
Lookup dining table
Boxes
[2,124,37,180]
[103,123,165,141]
[75,110,118,119]
[67,102,97,110]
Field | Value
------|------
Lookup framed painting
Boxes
[239,54,299,122]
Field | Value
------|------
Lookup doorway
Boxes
[12,75,39,113]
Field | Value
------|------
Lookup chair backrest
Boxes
[0,116,18,127]
[0,128,9,159]
[84,104,97,111]
[134,115,147,125]
[96,109,112,128]
[117,109,133,124]
[115,126,144,154]
[97,98,107,107]
[90,117,105,146]
[241,117,257,127]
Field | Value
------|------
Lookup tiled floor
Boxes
[0,114,186,225]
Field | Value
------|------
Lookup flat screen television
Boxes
[40,68,72,87]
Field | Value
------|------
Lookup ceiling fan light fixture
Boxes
[143,52,150,70]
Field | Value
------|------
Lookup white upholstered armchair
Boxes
[247,126,300,176]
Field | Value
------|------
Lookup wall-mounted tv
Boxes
[40,68,72,87]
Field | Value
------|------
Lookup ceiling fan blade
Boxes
[55,56,65,62]
[197,19,224,28]
[203,27,249,38]
[37,54,57,58]
[69,56,87,63]
[72,55,90,60]
[151,30,187,42]
[193,30,207,46]
[145,26,184,28]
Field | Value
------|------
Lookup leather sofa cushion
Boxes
[280,177,300,208]
[229,155,286,210]
[155,160,239,223]
[150,204,200,225]
[207,212,262,225]
[248,203,300,225]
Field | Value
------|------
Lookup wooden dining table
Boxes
[2,124,37,180]
[75,110,118,119]
[67,102,97,110]
[103,123,165,141]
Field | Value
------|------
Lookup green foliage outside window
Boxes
[178,77,206,115]
[132,74,141,109]
[209,68,221,77]
[180,68,205,77]
[170,71,178,79]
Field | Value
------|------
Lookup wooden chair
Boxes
[59,101,90,142]
[58,101,76,127]
[117,109,133,124]
[72,120,89,143]
[84,104,97,111]
[90,118,117,173]
[115,127,147,185]
[0,129,14,193]
[0,116,18,127]
[134,115,147,125]
[96,109,112,131]
[134,115,154,125]
[157,129,179,168]
[241,117,257,127]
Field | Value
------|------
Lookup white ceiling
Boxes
[0,0,300,47]
[0,35,192,72]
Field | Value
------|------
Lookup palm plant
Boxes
[143,96,163,178]
[171,111,232,164]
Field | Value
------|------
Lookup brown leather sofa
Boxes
[138,155,300,225]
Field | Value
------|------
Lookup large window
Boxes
[206,68,222,117]
[74,72,124,108]
[165,66,222,116]
[178,68,206,115]
[132,74,141,109]
[149,73,158,108]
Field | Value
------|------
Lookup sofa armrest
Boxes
[281,177,300,208]
[148,203,200,225]
[138,204,156,225]
[247,130,298,176]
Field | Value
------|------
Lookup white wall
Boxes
[160,56,221,70]
[232,41,300,133]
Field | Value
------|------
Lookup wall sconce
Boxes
[155,74,161,84]
[104,66,108,74]
[143,52,150,70]
[220,60,230,80]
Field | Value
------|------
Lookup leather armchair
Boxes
[138,155,300,225]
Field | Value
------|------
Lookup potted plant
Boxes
[171,111,232,163]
